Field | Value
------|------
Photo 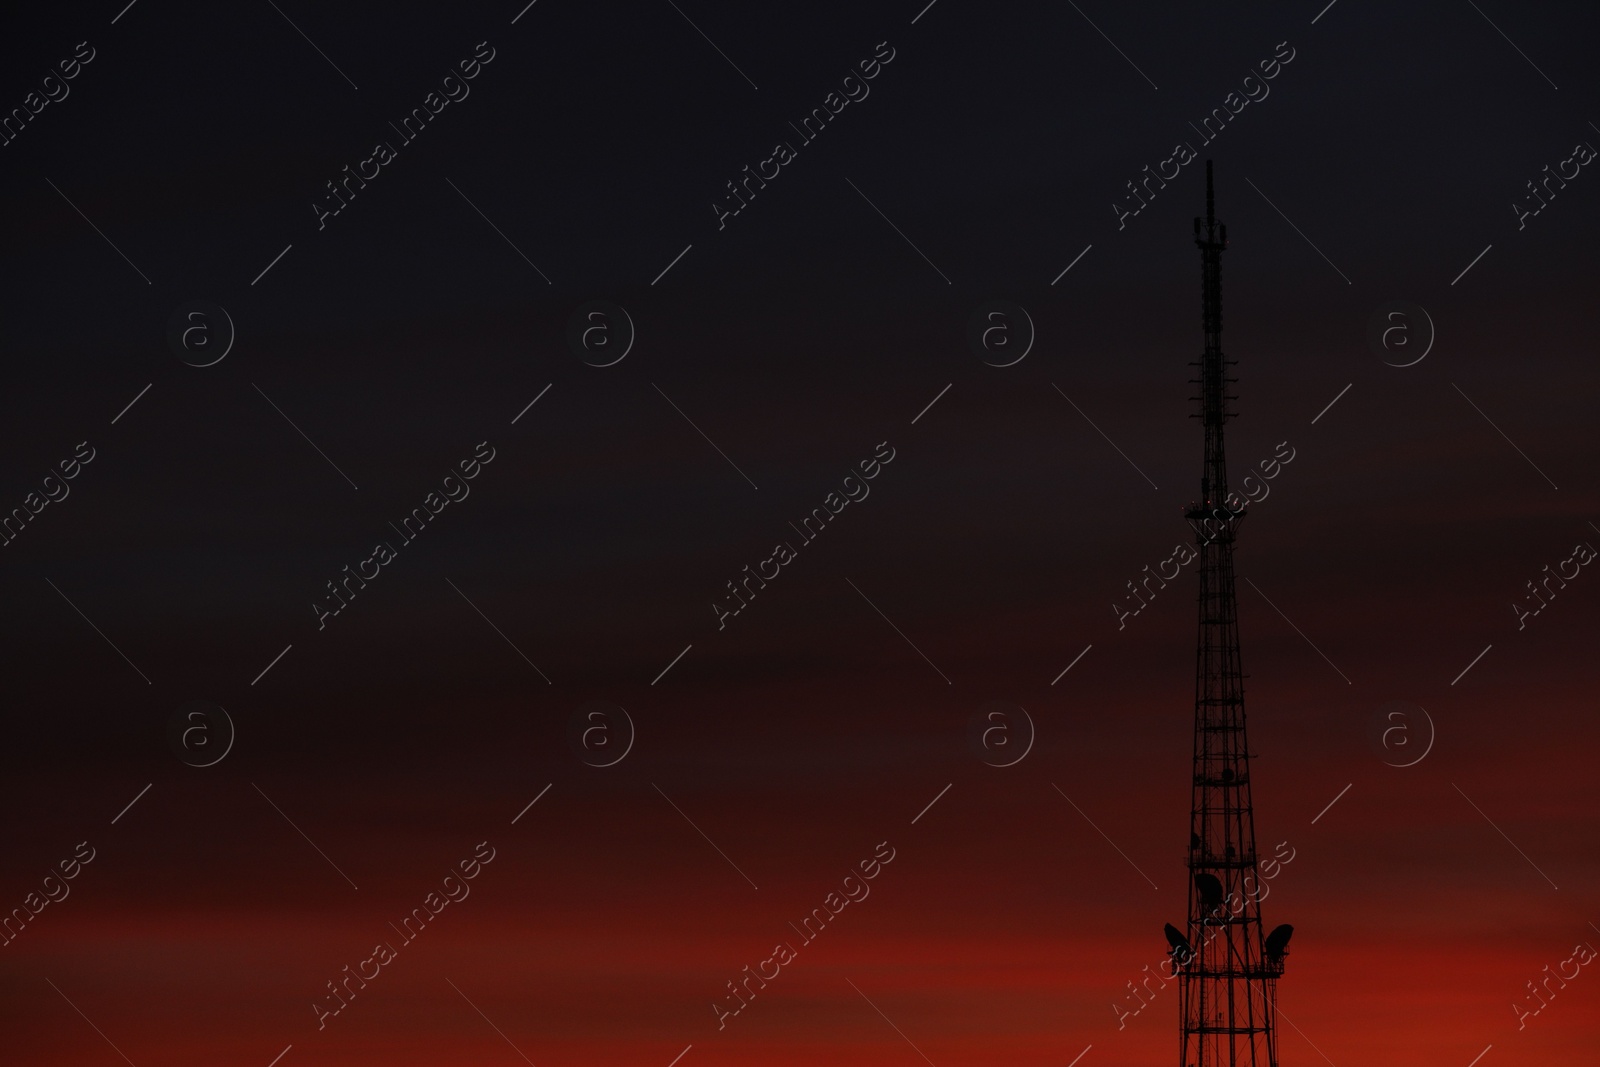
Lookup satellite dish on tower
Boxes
[1164,922,1194,960]
[1265,924,1294,959]
[1195,873,1224,913]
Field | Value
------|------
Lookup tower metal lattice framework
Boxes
[1165,161,1294,1067]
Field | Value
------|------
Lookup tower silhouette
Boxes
[1164,161,1294,1067]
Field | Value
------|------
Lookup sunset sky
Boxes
[0,1,1597,1065]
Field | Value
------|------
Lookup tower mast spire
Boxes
[1166,161,1293,1067]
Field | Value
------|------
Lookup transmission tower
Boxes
[1163,161,1295,1067]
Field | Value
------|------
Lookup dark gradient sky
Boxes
[1,1,1597,1065]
